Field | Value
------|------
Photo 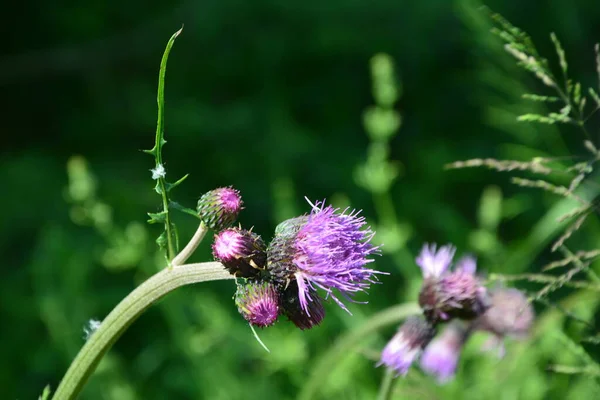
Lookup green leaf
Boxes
[589,88,600,107]
[517,112,570,124]
[154,181,163,195]
[169,201,201,219]
[38,385,51,400]
[147,27,183,161]
[156,231,168,248]
[573,82,582,106]
[522,93,560,102]
[147,211,167,224]
[517,113,555,124]
[550,32,568,76]
[165,174,189,192]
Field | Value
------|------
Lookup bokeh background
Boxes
[2,0,600,398]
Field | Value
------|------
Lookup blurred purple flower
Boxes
[378,316,435,376]
[420,322,469,383]
[416,243,456,278]
[473,287,534,358]
[417,244,489,323]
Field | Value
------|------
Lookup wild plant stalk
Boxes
[451,8,600,378]
[376,368,397,400]
[50,29,235,400]
[51,262,233,400]
[298,302,420,400]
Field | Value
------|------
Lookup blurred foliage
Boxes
[2,0,600,399]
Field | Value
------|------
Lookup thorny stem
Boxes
[51,262,233,400]
[153,29,182,261]
[171,221,208,266]
[144,27,183,261]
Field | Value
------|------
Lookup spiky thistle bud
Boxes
[212,228,266,277]
[235,281,280,327]
[378,316,436,376]
[416,244,489,323]
[197,187,243,230]
[279,280,325,330]
[267,199,382,316]
[420,322,469,383]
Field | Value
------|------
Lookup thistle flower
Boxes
[416,243,456,279]
[197,187,243,230]
[420,322,469,383]
[473,288,534,358]
[235,281,280,327]
[279,280,325,330]
[213,228,266,277]
[417,244,488,323]
[378,316,435,376]
[267,199,382,315]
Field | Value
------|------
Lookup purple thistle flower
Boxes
[455,255,477,275]
[420,322,469,383]
[267,199,383,315]
[213,228,266,277]
[378,316,435,376]
[197,187,243,230]
[235,281,280,327]
[472,288,534,357]
[417,245,489,323]
[416,243,455,279]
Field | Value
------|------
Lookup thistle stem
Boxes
[298,302,420,400]
[51,262,233,400]
[377,368,397,400]
[171,222,208,266]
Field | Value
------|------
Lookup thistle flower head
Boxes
[378,316,435,376]
[213,228,266,277]
[420,322,468,383]
[197,187,243,230]
[474,288,534,339]
[418,247,489,323]
[279,280,325,330]
[416,243,456,279]
[235,281,280,327]
[267,199,382,315]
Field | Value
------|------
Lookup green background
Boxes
[2,0,600,398]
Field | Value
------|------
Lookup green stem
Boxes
[298,302,420,400]
[155,28,182,260]
[171,222,208,266]
[145,27,183,261]
[377,368,396,400]
[51,262,233,400]
[159,178,176,260]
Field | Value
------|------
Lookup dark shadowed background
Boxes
[2,0,600,398]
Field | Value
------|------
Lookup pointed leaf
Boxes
[165,174,189,192]
[169,201,200,219]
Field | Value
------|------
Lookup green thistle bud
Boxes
[235,281,280,327]
[197,187,243,230]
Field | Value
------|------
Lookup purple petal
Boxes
[416,243,456,278]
